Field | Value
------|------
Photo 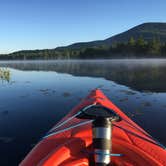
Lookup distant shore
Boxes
[1,58,166,63]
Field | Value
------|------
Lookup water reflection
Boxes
[0,59,166,166]
[1,59,166,92]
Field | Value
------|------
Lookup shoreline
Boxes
[1,58,166,62]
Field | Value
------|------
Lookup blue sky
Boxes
[0,0,166,53]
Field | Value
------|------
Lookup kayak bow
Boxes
[20,89,166,166]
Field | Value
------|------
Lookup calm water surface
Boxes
[0,59,166,166]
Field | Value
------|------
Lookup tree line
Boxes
[0,36,166,60]
[79,37,166,58]
[110,36,166,57]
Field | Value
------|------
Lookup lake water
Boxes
[0,59,166,166]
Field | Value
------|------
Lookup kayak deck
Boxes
[20,89,166,166]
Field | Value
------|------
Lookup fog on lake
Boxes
[0,59,166,165]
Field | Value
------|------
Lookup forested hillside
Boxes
[0,23,166,59]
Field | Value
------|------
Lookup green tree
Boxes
[136,36,146,47]
[161,42,166,56]
[128,37,135,46]
[148,37,161,55]
[135,36,148,54]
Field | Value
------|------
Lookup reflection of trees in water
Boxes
[1,60,166,92]
[0,68,11,82]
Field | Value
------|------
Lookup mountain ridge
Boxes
[58,22,166,50]
[1,22,166,59]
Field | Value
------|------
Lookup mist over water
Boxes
[0,59,166,166]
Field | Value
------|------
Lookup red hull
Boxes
[20,89,166,166]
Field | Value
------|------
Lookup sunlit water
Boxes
[0,59,166,166]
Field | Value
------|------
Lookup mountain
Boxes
[57,22,166,50]
[1,22,166,60]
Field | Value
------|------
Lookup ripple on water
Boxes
[38,89,56,96]
[0,137,14,143]
[119,89,137,95]
[134,109,144,115]
[119,98,128,102]
[141,102,152,107]
[63,92,71,97]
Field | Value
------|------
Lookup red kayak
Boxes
[20,89,166,166]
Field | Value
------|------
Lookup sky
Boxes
[0,0,166,53]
